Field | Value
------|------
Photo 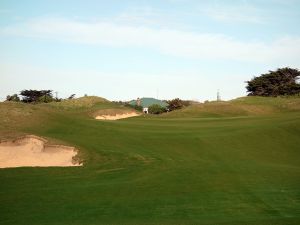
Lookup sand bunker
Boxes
[0,135,81,168]
[95,112,140,120]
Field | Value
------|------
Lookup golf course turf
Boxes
[0,96,299,224]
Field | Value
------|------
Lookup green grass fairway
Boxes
[0,97,300,224]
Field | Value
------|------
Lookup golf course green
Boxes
[0,96,299,225]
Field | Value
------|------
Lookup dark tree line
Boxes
[148,99,191,114]
[246,67,300,96]
[6,90,60,103]
[20,90,54,103]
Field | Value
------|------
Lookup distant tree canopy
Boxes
[166,98,190,111]
[20,90,54,103]
[6,94,20,102]
[246,68,300,96]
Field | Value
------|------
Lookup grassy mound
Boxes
[49,96,109,109]
[0,96,132,138]
[164,96,300,118]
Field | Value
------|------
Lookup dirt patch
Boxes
[95,112,140,120]
[0,135,82,168]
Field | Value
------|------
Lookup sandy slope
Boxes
[95,112,140,120]
[0,135,81,168]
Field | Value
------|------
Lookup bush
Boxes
[6,94,20,102]
[133,105,143,111]
[20,90,54,103]
[167,98,190,111]
[148,104,166,114]
[37,95,55,103]
[125,103,143,112]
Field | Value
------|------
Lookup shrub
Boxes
[167,98,190,111]
[37,95,55,103]
[125,103,143,112]
[20,90,54,103]
[6,94,20,102]
[148,104,166,114]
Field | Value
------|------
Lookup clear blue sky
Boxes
[1,0,300,101]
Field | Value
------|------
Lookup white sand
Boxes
[95,112,140,120]
[0,135,81,168]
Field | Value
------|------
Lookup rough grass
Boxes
[0,96,299,225]
[49,96,109,109]
[0,102,44,139]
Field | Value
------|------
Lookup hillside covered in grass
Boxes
[0,96,299,225]
[164,96,300,118]
[0,96,136,139]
